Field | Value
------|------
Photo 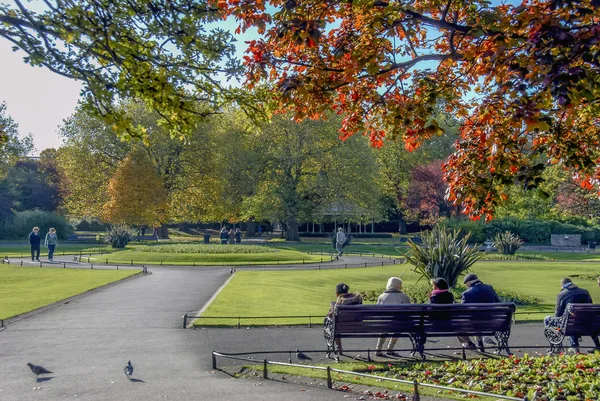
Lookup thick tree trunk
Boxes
[285,219,300,241]
[398,218,407,235]
[158,225,169,239]
[246,219,256,236]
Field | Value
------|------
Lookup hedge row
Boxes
[0,210,72,240]
[299,232,393,238]
[443,218,600,244]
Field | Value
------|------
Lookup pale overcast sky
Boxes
[0,40,82,154]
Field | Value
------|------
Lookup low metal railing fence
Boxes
[211,349,531,401]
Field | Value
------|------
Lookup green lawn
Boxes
[266,242,406,257]
[0,243,111,258]
[0,265,138,320]
[92,248,324,265]
[195,260,600,326]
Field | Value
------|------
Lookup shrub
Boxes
[405,226,482,288]
[105,225,133,249]
[73,219,107,232]
[493,231,524,255]
[440,218,486,243]
[133,244,275,254]
[0,210,72,240]
[360,284,540,306]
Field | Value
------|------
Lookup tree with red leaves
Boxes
[222,0,600,220]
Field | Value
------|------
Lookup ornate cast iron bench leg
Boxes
[494,331,512,355]
[544,327,565,354]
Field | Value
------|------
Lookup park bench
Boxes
[324,303,516,360]
[544,303,600,353]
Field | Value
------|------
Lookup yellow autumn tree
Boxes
[103,147,167,226]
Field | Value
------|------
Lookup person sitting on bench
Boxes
[327,283,362,355]
[457,273,500,351]
[375,277,411,357]
[544,277,600,354]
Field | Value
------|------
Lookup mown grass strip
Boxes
[0,265,138,320]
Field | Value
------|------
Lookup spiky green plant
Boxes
[105,225,133,249]
[493,231,524,255]
[405,226,482,288]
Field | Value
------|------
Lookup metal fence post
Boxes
[263,359,268,379]
[413,380,420,401]
[326,366,332,389]
[212,351,217,369]
[182,313,188,329]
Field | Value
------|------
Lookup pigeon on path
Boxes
[124,361,133,379]
[296,349,312,361]
[27,363,52,378]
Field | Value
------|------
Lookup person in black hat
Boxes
[457,273,500,350]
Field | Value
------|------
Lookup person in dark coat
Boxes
[326,283,362,355]
[29,226,41,261]
[545,277,600,353]
[457,273,500,350]
[429,278,454,304]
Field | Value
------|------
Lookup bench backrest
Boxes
[564,304,600,336]
[334,303,515,338]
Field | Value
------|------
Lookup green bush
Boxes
[73,219,107,232]
[405,226,482,288]
[132,244,276,254]
[444,217,600,244]
[493,231,524,255]
[105,225,133,249]
[440,218,486,243]
[0,210,72,240]
[360,284,540,306]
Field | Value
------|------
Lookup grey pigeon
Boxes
[27,362,52,377]
[483,336,497,346]
[296,349,312,361]
[124,361,133,379]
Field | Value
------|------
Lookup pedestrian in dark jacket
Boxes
[457,273,500,350]
[544,277,600,353]
[29,227,41,261]
[234,228,242,244]
[326,283,362,355]
[429,278,454,304]
[219,228,229,244]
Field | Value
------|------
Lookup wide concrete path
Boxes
[0,258,415,401]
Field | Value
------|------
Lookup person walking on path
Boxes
[335,228,346,257]
[375,277,411,357]
[29,226,41,261]
[429,278,454,304]
[457,273,500,351]
[544,277,600,353]
[326,283,362,355]
[219,227,229,244]
[45,228,58,261]
[234,228,242,244]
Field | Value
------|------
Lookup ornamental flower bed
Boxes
[385,353,600,400]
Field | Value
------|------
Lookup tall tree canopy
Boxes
[0,0,259,139]
[223,0,600,219]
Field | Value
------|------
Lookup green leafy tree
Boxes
[0,0,259,140]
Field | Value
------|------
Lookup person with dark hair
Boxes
[219,227,229,244]
[545,277,600,353]
[327,282,362,355]
[29,227,41,261]
[234,228,242,244]
[429,278,454,304]
[457,273,500,350]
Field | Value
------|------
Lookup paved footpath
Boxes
[3,256,595,401]
[0,255,439,401]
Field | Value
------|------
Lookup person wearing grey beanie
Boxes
[375,277,411,357]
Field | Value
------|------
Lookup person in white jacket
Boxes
[375,277,411,357]
[335,228,346,257]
